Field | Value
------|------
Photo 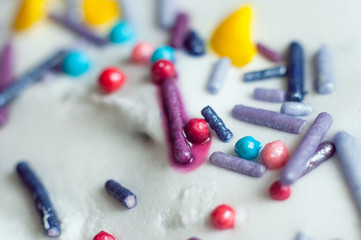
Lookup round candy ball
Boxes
[184,118,210,143]
[269,180,291,201]
[109,21,135,44]
[98,67,126,93]
[151,45,175,63]
[93,231,115,240]
[131,42,155,64]
[261,140,289,169]
[184,30,205,56]
[151,60,176,84]
[210,204,236,230]
[62,51,91,77]
[234,136,262,160]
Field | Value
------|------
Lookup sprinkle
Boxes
[232,104,307,134]
[16,162,61,238]
[170,13,189,49]
[66,0,80,23]
[183,30,205,56]
[286,41,305,102]
[109,21,135,44]
[280,112,333,185]
[0,49,67,108]
[157,0,178,29]
[0,42,14,126]
[209,151,267,178]
[210,204,236,230]
[206,57,231,94]
[261,140,289,170]
[256,42,284,62]
[302,141,335,176]
[269,180,291,201]
[253,88,285,103]
[280,102,313,116]
[93,231,116,240]
[50,14,108,46]
[243,66,287,82]
[151,45,175,63]
[334,131,361,215]
[119,0,136,26]
[105,180,137,209]
[162,79,193,163]
[234,136,262,160]
[201,106,233,142]
[315,44,335,94]
[295,232,310,240]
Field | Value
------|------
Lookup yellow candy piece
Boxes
[210,6,257,67]
[13,0,47,31]
[83,0,120,25]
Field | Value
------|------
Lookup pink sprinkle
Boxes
[256,42,284,62]
[261,140,288,169]
[131,42,155,64]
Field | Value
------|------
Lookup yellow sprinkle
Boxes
[13,0,47,31]
[83,0,120,26]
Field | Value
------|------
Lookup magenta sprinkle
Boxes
[257,42,284,62]
[0,42,14,126]
[170,13,189,49]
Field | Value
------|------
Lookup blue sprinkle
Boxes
[62,50,91,77]
[184,31,205,56]
[151,45,175,63]
[105,180,137,209]
[234,136,262,160]
[201,106,233,142]
[16,162,61,238]
[243,66,287,82]
[286,41,305,102]
[109,21,135,44]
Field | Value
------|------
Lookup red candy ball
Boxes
[184,118,210,143]
[269,180,291,201]
[93,231,115,240]
[98,67,126,94]
[210,204,236,230]
[151,60,176,84]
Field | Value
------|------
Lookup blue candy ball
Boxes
[151,45,175,63]
[109,21,135,44]
[234,136,262,160]
[62,51,91,77]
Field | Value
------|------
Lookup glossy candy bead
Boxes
[62,51,91,77]
[170,13,189,49]
[201,106,233,142]
[151,60,176,84]
[232,105,307,134]
[157,0,178,29]
[315,44,335,94]
[269,180,291,201]
[13,0,47,31]
[105,180,137,209]
[281,112,333,185]
[184,118,210,143]
[210,151,267,178]
[261,140,289,169]
[256,42,283,62]
[184,30,205,56]
[93,231,116,240]
[131,42,155,64]
[286,42,305,102]
[207,57,230,94]
[281,102,313,117]
[234,136,262,160]
[302,141,335,176]
[243,66,287,82]
[210,204,236,230]
[151,46,175,63]
[98,67,126,93]
[83,0,119,25]
[109,21,135,44]
[253,88,285,103]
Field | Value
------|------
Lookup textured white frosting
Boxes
[1,0,361,239]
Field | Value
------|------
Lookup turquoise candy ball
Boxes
[109,21,135,44]
[151,45,175,63]
[62,51,91,77]
[234,136,262,160]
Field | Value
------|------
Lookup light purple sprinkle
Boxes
[157,0,178,29]
[253,88,285,103]
[280,102,313,116]
[257,42,284,62]
[207,57,231,94]
[119,0,136,26]
[170,13,189,49]
[315,44,335,94]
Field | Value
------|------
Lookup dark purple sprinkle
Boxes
[286,41,305,102]
[170,13,189,49]
[105,180,137,209]
[201,106,233,142]
[243,66,287,82]
[302,141,336,176]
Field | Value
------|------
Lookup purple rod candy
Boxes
[253,88,285,103]
[302,141,336,176]
[232,104,307,134]
[0,42,13,126]
[170,13,189,49]
[280,112,333,185]
[50,14,108,47]
[162,79,192,164]
[210,151,266,178]
[256,42,284,62]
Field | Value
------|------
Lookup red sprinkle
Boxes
[210,204,236,230]
[93,231,115,240]
[151,60,176,84]
[184,118,210,143]
[269,180,291,200]
[98,67,126,94]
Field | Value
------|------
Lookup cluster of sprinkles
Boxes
[1,0,360,239]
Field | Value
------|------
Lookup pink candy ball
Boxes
[261,140,289,169]
[131,42,155,64]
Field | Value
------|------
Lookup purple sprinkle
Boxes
[315,44,335,94]
[301,141,335,176]
[281,112,333,185]
[162,79,192,164]
[0,42,14,127]
[257,42,284,62]
[232,104,307,134]
[253,88,285,103]
[170,13,189,49]
[210,151,267,178]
